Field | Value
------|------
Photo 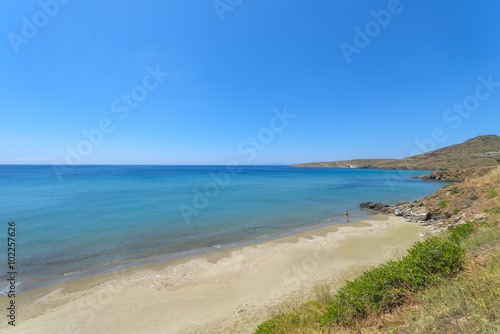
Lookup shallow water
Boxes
[0,165,446,292]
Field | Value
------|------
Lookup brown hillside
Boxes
[291,135,500,170]
[421,166,500,224]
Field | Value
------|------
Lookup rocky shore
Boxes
[360,166,499,235]
[360,201,443,234]
[360,200,490,235]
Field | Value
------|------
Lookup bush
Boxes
[453,209,460,215]
[450,187,458,195]
[255,321,277,334]
[448,221,476,243]
[322,238,465,327]
[488,189,498,199]
[438,200,450,209]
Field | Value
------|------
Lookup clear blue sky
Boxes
[1,0,500,165]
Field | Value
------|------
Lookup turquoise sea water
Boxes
[0,165,447,293]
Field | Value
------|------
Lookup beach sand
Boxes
[1,215,427,334]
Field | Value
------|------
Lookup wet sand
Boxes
[1,215,426,334]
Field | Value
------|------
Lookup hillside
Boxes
[420,166,500,225]
[291,135,500,170]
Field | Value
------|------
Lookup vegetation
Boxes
[447,221,477,244]
[255,237,465,333]
[421,166,500,221]
[387,218,500,333]
[488,189,498,199]
[438,200,450,209]
[322,238,464,326]
[450,187,458,195]
[254,213,500,334]
[291,135,500,170]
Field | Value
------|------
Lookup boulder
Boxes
[373,202,388,211]
[384,206,396,214]
[409,207,431,221]
[360,202,389,211]
[360,202,375,209]
[394,208,405,216]
[474,213,487,221]
[431,214,449,220]
[402,207,413,217]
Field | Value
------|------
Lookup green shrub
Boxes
[322,238,465,327]
[402,237,465,282]
[496,158,500,164]
[453,209,460,215]
[448,221,476,243]
[442,183,455,189]
[438,200,450,209]
[450,187,458,195]
[254,320,277,334]
[492,207,500,215]
[488,189,498,199]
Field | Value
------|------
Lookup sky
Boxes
[1,0,500,165]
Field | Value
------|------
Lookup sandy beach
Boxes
[2,215,427,334]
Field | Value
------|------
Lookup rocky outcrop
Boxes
[409,208,431,221]
[362,166,500,235]
[360,166,500,235]
[360,200,431,222]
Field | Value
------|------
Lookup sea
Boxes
[0,165,448,294]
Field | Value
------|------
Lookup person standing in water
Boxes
[345,210,349,220]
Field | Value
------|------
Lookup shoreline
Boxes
[2,213,428,334]
[12,212,371,295]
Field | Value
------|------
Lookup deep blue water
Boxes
[0,165,446,293]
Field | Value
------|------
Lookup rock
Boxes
[360,202,375,209]
[431,214,449,220]
[360,201,431,220]
[402,207,413,217]
[409,208,430,221]
[384,207,396,214]
[474,213,487,221]
[360,202,389,212]
[394,208,405,216]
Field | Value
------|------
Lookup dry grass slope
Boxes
[421,166,500,223]
[291,135,500,170]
